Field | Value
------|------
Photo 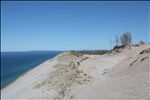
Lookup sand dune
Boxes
[1,44,150,99]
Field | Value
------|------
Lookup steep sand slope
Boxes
[68,44,149,99]
[1,44,150,99]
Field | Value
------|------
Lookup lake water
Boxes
[1,51,63,89]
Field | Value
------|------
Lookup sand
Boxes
[1,44,150,99]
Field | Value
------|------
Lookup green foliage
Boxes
[70,50,109,56]
[120,32,132,45]
[139,40,145,44]
[115,35,119,46]
[70,50,82,57]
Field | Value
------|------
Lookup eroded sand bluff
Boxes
[1,44,150,99]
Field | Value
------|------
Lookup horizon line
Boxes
[1,49,110,52]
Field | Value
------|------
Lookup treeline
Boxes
[70,50,109,56]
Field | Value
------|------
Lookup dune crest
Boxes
[1,44,150,99]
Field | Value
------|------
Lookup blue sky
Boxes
[1,1,149,51]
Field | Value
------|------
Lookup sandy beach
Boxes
[1,44,150,99]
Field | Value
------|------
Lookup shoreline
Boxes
[1,45,150,99]
[1,53,60,90]
[1,59,49,90]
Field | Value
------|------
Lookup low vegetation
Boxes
[70,50,109,57]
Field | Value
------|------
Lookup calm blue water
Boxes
[1,51,63,89]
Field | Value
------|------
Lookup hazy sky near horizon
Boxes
[1,1,150,51]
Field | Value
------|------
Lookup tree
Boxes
[139,40,145,44]
[115,35,119,46]
[113,40,115,47]
[120,32,132,45]
[110,39,112,50]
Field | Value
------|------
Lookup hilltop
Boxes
[1,44,150,99]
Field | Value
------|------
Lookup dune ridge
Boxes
[1,44,150,99]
